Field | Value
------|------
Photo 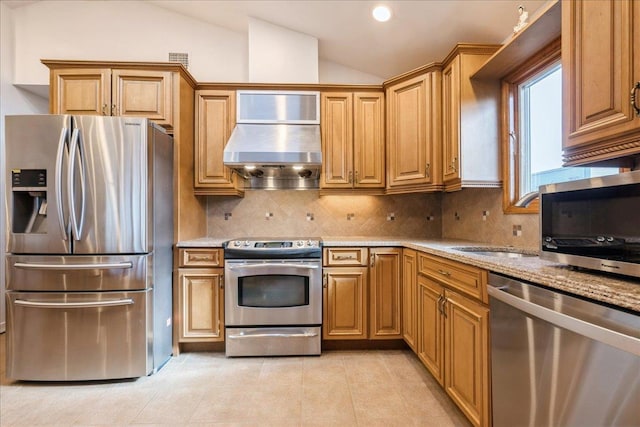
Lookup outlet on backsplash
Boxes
[347,213,355,220]
[387,213,395,221]
[426,214,435,221]
[306,212,314,221]
[482,210,489,221]
[265,212,273,220]
[224,213,232,221]
[454,212,461,221]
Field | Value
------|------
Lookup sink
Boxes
[451,247,538,258]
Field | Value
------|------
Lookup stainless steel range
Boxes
[223,238,322,357]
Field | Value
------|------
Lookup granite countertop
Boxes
[177,236,640,312]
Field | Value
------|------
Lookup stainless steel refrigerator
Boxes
[4,115,173,381]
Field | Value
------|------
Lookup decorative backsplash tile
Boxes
[442,188,539,250]
[206,191,443,238]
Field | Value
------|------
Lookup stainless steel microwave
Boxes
[540,169,640,278]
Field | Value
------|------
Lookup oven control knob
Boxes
[243,240,251,247]
[307,240,314,247]
[296,240,304,247]
[233,241,241,247]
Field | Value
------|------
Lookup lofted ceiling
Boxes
[4,0,549,80]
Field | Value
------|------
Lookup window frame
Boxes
[501,37,561,214]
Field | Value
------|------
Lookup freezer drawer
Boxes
[6,290,153,381]
[6,254,150,291]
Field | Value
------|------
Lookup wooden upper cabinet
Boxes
[562,0,640,166]
[321,91,384,191]
[50,67,173,129]
[354,92,385,188]
[112,70,173,128]
[51,68,111,115]
[385,70,442,193]
[194,90,243,196]
[441,45,501,192]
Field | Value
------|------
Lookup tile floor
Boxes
[0,333,470,426]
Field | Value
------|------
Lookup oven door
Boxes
[225,259,322,326]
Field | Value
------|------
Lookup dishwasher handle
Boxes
[488,285,640,356]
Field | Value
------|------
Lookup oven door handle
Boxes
[227,263,319,270]
[227,331,319,339]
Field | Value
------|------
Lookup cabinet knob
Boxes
[631,82,640,117]
[111,104,117,115]
[323,274,327,288]
[425,163,430,179]
[355,170,359,183]
[348,171,353,184]
[370,254,374,268]
[102,104,108,115]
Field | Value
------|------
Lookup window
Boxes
[501,38,618,213]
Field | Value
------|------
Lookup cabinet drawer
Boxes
[418,253,487,303]
[323,247,368,266]
[178,248,223,267]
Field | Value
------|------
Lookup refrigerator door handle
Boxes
[68,129,87,241]
[13,261,133,270]
[55,127,69,240]
[14,299,135,309]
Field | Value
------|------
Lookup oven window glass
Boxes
[238,275,309,308]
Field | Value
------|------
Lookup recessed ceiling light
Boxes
[372,5,392,22]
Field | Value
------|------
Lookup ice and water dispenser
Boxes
[11,169,48,234]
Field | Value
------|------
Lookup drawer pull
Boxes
[189,254,214,261]
[334,255,355,260]
[438,269,451,277]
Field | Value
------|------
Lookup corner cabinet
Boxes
[416,252,490,427]
[562,0,640,166]
[322,247,401,340]
[441,45,501,192]
[194,90,243,196]
[385,69,442,193]
[320,91,385,193]
[47,65,173,131]
[175,248,225,353]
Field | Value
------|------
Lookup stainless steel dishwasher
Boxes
[488,272,640,427]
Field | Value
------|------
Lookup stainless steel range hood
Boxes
[223,91,322,189]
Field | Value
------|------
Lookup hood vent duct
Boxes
[223,91,322,190]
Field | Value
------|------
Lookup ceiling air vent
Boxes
[168,52,189,69]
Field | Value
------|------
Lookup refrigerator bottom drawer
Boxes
[6,290,152,381]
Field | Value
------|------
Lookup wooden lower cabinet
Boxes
[175,248,225,353]
[402,249,418,351]
[369,248,402,339]
[417,274,445,385]
[177,268,224,341]
[416,253,490,427]
[323,266,368,339]
[323,247,401,340]
[444,290,490,427]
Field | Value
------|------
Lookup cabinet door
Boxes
[562,0,640,164]
[442,57,461,185]
[417,275,445,386]
[354,92,385,188]
[401,249,417,351]
[50,68,111,115]
[194,90,237,190]
[387,74,434,188]
[369,248,402,339]
[444,290,490,427]
[321,92,353,188]
[111,69,173,128]
[178,268,224,342]
[323,267,368,340]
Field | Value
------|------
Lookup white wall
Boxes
[319,59,384,84]
[12,0,248,85]
[0,2,50,333]
[11,1,382,87]
[248,18,318,83]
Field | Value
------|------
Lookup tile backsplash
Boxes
[442,188,539,250]
[205,188,539,249]
[206,191,443,238]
